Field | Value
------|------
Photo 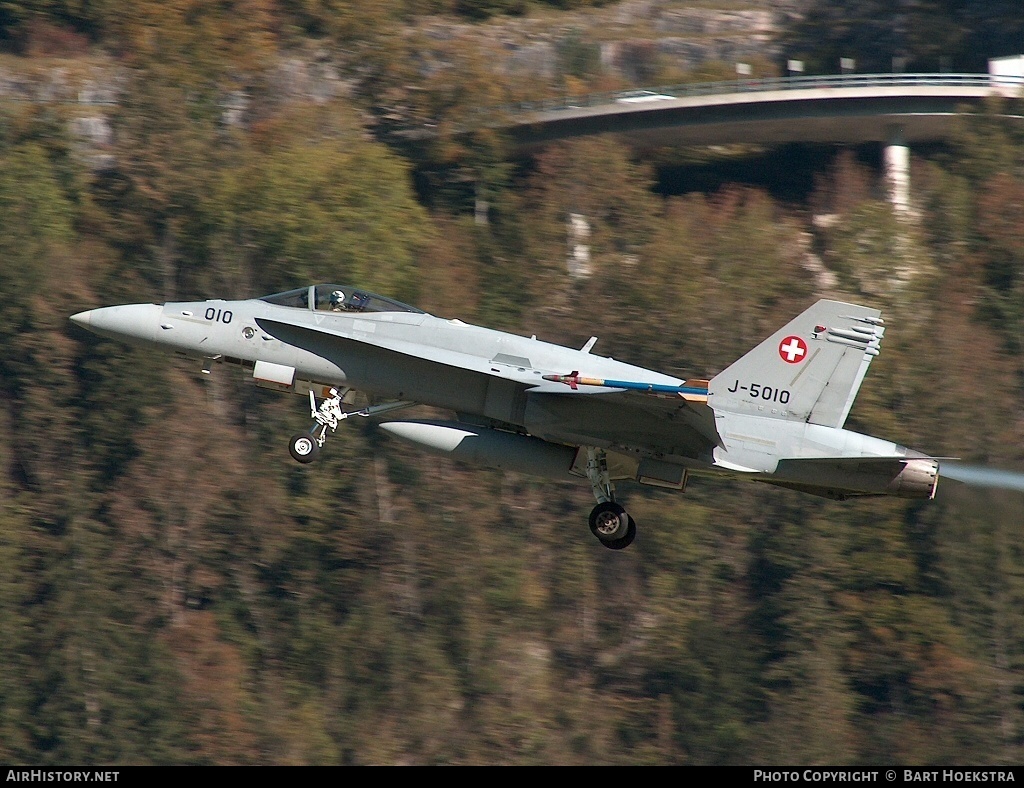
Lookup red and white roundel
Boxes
[778,335,808,364]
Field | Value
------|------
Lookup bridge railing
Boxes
[507,73,1024,115]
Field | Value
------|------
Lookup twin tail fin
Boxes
[708,300,884,429]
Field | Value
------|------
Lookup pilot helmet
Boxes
[330,290,346,309]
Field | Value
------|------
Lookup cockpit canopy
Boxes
[260,284,423,315]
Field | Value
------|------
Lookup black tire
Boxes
[603,517,636,550]
[289,433,320,463]
[589,501,629,543]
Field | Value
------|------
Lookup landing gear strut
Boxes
[289,389,415,464]
[584,447,636,549]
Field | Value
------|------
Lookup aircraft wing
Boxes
[257,316,720,457]
[524,388,721,458]
[257,316,552,388]
[606,389,722,452]
[257,315,648,394]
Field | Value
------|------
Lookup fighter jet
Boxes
[70,284,940,549]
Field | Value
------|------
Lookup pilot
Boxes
[330,290,347,311]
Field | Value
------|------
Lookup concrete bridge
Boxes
[503,73,1024,211]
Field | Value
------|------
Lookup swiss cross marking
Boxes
[778,335,808,363]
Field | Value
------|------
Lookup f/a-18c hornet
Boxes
[71,285,942,549]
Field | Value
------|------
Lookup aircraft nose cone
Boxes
[69,303,163,345]
[70,309,92,328]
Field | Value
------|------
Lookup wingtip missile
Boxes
[541,371,582,390]
[541,371,709,401]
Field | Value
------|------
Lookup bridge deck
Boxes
[505,74,1024,149]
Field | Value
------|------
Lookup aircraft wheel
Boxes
[603,517,637,550]
[589,501,630,545]
[289,434,320,463]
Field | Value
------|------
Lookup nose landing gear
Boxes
[289,432,321,463]
[288,388,416,464]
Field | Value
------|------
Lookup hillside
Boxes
[0,0,1022,765]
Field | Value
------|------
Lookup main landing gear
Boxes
[584,447,636,550]
[289,388,414,463]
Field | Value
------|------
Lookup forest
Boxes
[0,0,1022,765]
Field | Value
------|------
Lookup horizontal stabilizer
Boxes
[772,455,938,499]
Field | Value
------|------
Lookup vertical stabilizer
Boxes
[708,300,883,428]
